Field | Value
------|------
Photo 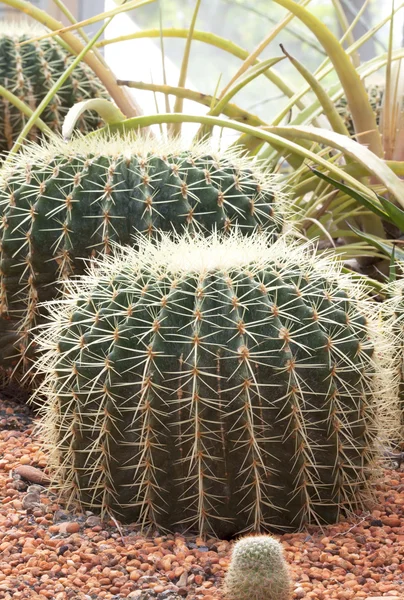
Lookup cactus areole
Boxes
[0,135,282,374]
[35,233,395,537]
[0,24,108,153]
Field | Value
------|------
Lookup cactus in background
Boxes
[0,135,283,376]
[335,84,384,138]
[0,24,108,154]
[34,232,397,537]
[224,536,291,600]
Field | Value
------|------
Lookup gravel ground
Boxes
[1,393,404,600]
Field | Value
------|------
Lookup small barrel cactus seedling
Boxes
[0,135,283,376]
[0,23,108,153]
[224,535,291,600]
[34,232,397,537]
[335,84,384,138]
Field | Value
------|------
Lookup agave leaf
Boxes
[18,0,156,45]
[116,80,264,126]
[62,99,126,140]
[378,196,404,231]
[271,0,382,155]
[170,0,202,136]
[280,45,349,136]
[264,125,404,207]
[348,225,404,261]
[310,168,389,221]
[195,56,285,140]
[389,245,397,283]
[0,86,52,136]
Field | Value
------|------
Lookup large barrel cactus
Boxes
[0,136,282,376]
[0,24,108,153]
[34,232,397,537]
[384,275,404,444]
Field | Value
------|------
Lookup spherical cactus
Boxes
[34,232,397,537]
[0,24,108,154]
[224,535,291,600]
[0,136,283,376]
[384,274,404,444]
[335,84,384,138]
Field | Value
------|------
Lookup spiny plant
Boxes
[224,535,291,600]
[0,134,283,377]
[384,274,404,444]
[0,23,108,154]
[33,231,398,537]
[334,84,384,139]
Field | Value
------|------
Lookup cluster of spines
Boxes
[0,136,283,376]
[0,27,107,153]
[34,233,398,537]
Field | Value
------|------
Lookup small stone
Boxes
[66,521,81,533]
[22,492,41,510]
[27,484,46,494]
[53,509,70,523]
[14,465,50,485]
[382,517,401,528]
[295,588,306,599]
[85,515,102,528]
[370,519,383,527]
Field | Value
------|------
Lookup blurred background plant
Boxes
[1,0,404,281]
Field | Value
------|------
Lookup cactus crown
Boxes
[0,23,107,153]
[34,231,398,537]
[224,535,292,600]
[230,535,286,569]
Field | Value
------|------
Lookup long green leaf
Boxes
[264,125,404,207]
[271,0,382,155]
[98,28,305,108]
[170,0,202,136]
[280,44,349,136]
[310,168,389,221]
[348,225,404,260]
[62,99,126,140]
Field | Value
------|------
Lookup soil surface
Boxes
[1,392,404,600]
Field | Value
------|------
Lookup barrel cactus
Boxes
[34,232,397,537]
[0,135,283,376]
[384,274,404,444]
[224,536,291,600]
[0,23,108,154]
[335,84,384,138]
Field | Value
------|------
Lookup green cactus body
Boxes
[385,276,404,444]
[224,536,291,600]
[0,136,282,376]
[0,24,108,153]
[35,232,396,537]
[335,85,384,138]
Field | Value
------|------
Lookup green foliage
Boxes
[224,535,291,600]
[0,24,108,154]
[0,135,282,376]
[34,232,397,536]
